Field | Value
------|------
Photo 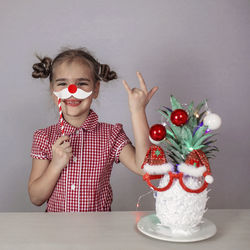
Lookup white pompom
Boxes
[203,111,222,130]
[205,175,214,184]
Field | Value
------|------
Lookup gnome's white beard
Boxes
[54,88,92,100]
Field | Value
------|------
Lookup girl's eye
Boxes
[77,82,88,86]
[57,82,67,86]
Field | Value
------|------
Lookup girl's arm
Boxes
[28,159,62,206]
[119,72,158,175]
[28,136,72,206]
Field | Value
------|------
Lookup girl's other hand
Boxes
[51,136,72,171]
[122,72,158,113]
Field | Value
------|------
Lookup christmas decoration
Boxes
[203,110,222,130]
[142,148,212,194]
[53,84,92,135]
[53,84,92,99]
[149,124,166,144]
[170,109,188,126]
[139,95,221,238]
[68,84,77,94]
[57,98,65,136]
[158,96,219,165]
[141,145,173,191]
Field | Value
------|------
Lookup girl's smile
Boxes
[63,98,82,107]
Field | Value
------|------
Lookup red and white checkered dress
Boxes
[31,110,131,212]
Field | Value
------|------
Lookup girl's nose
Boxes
[68,84,77,94]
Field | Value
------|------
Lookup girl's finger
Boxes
[137,72,148,93]
[54,136,70,146]
[146,86,158,102]
[122,80,132,94]
[61,142,71,149]
[64,147,72,153]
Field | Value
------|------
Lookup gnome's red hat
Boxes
[141,145,173,175]
[177,149,214,184]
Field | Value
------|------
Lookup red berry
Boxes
[170,109,188,126]
[149,124,166,141]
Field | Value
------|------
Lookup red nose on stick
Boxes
[68,84,77,94]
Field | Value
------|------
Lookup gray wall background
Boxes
[0,0,249,212]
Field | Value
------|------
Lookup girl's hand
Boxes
[51,136,72,171]
[123,72,158,113]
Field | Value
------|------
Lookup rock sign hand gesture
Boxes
[122,72,158,112]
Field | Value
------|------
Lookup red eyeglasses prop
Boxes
[141,148,213,194]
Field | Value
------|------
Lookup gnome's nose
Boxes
[68,84,77,94]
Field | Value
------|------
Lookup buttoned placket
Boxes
[73,156,77,163]
[64,131,74,212]
[65,128,84,212]
[77,129,84,212]
[62,122,78,212]
[71,183,76,191]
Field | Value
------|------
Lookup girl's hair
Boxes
[32,48,117,83]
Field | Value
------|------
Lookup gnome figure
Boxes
[142,145,173,175]
[178,149,214,187]
[141,145,174,192]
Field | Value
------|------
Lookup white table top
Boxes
[0,209,249,250]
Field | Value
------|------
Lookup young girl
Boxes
[28,48,158,212]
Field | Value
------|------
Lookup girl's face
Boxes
[51,60,100,122]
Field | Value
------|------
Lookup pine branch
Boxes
[197,110,207,124]
[195,99,206,113]
[166,137,181,151]
[193,134,213,148]
[203,140,217,146]
[170,95,182,110]
[187,101,194,115]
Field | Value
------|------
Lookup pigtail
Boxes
[31,48,118,83]
[98,63,117,82]
[32,56,52,79]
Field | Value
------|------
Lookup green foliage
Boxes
[170,95,182,110]
[158,95,218,166]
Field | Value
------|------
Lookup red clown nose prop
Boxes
[68,84,77,94]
